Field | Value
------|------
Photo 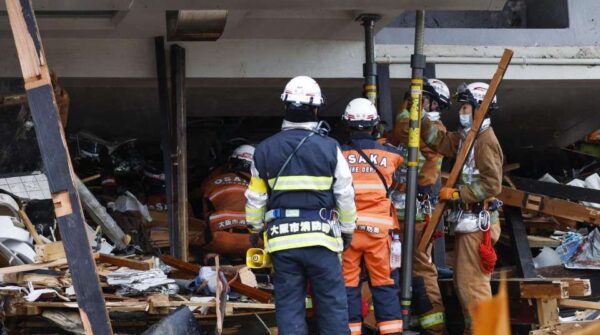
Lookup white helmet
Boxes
[230,144,254,163]
[280,76,324,107]
[456,82,498,108]
[423,78,450,110]
[342,98,379,129]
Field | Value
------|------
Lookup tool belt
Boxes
[446,198,502,234]
[392,192,431,222]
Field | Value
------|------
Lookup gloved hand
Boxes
[439,187,460,201]
[342,233,353,251]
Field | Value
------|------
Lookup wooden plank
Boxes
[76,176,129,249]
[147,294,170,315]
[0,258,67,274]
[159,255,273,303]
[98,254,152,271]
[228,280,272,304]
[35,241,66,262]
[505,206,537,278]
[171,44,188,261]
[26,300,275,311]
[498,187,600,225]
[215,255,224,334]
[559,299,600,310]
[19,209,43,245]
[80,174,100,183]
[0,253,99,275]
[536,298,559,328]
[530,321,600,335]
[563,279,592,297]
[526,235,561,248]
[1,271,65,287]
[160,254,199,274]
[4,2,112,333]
[520,281,568,299]
[418,49,513,252]
[153,36,178,257]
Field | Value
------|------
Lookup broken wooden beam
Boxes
[559,299,600,310]
[159,255,273,303]
[215,255,224,334]
[498,187,600,225]
[5,1,112,331]
[441,173,600,225]
[35,241,66,262]
[520,280,569,299]
[98,254,153,271]
[0,253,99,275]
[160,254,199,273]
[19,209,44,245]
[147,294,170,315]
[76,176,129,249]
[563,278,592,297]
[25,300,275,311]
[536,298,559,328]
[526,235,561,248]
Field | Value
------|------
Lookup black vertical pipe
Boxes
[377,63,394,130]
[154,36,178,257]
[400,10,426,329]
[359,14,381,105]
[170,44,188,261]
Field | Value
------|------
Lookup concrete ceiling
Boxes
[0,0,506,40]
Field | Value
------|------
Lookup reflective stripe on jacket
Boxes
[203,171,249,226]
[342,134,403,237]
[245,121,357,252]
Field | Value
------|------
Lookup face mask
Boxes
[459,114,472,128]
[425,111,440,121]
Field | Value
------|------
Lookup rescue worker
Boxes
[341,98,404,335]
[420,82,503,334]
[245,76,357,335]
[202,144,255,256]
[387,79,450,334]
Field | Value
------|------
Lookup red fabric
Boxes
[422,214,444,241]
[361,297,369,318]
[479,229,497,274]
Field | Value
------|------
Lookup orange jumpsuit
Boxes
[387,109,448,335]
[342,133,404,335]
[202,170,253,256]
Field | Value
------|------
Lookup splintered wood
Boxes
[0,253,275,333]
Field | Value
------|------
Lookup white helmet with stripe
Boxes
[230,144,254,164]
[280,76,324,107]
[342,98,379,129]
[456,82,498,109]
[423,78,451,110]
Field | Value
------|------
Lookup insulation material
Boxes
[566,173,600,209]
